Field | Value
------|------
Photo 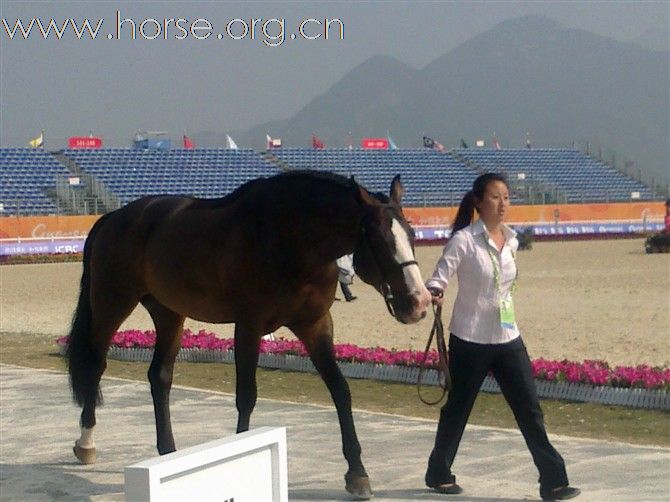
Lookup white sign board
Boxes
[125,426,288,502]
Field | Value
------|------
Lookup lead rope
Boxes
[417,304,451,405]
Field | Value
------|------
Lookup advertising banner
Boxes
[0,201,665,255]
[0,215,99,239]
[68,137,103,149]
[361,138,389,149]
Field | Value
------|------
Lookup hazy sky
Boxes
[1,1,668,148]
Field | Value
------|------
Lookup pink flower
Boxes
[55,330,670,391]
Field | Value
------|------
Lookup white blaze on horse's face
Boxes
[390,218,432,322]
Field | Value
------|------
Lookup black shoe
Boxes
[426,481,463,495]
[426,471,461,495]
[540,485,581,500]
[345,296,357,302]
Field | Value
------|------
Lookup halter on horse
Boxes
[65,170,431,499]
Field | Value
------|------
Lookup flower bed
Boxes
[57,329,670,391]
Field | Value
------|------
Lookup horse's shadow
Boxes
[289,487,534,501]
[0,462,124,501]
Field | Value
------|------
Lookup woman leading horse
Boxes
[65,170,431,499]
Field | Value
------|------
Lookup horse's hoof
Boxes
[345,472,373,500]
[73,442,96,464]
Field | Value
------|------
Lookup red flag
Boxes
[312,134,325,149]
[183,135,194,149]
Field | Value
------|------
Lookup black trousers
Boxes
[426,335,569,492]
[339,281,355,301]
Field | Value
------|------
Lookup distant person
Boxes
[336,254,357,302]
[423,173,580,501]
[664,199,670,234]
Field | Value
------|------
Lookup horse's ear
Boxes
[356,184,376,206]
[349,175,360,193]
[390,174,404,206]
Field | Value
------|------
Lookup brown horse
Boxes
[65,170,431,499]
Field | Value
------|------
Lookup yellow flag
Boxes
[29,132,43,148]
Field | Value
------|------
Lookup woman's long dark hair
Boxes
[452,173,509,233]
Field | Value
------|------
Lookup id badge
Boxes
[500,294,516,329]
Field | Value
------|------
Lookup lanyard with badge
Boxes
[484,235,518,329]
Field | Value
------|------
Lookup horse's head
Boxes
[353,175,432,324]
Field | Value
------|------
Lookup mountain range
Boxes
[198,16,669,184]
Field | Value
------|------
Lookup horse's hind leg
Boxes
[141,296,185,455]
[233,323,261,433]
[74,294,139,464]
[290,313,373,500]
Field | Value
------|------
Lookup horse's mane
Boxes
[276,169,356,191]
[192,177,266,208]
[278,170,390,204]
[194,169,387,209]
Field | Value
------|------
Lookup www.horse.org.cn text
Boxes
[2,12,345,46]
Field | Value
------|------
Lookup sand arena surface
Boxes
[1,238,668,367]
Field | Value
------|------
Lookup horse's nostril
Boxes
[421,311,427,319]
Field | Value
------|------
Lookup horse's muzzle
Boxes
[383,285,431,324]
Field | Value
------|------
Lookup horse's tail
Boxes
[65,213,111,407]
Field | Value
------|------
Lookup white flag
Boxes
[226,134,238,149]
[266,134,281,149]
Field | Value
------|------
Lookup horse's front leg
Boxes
[234,323,262,433]
[291,312,373,500]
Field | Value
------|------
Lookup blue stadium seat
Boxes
[62,148,279,205]
[272,148,479,206]
[455,148,655,202]
[0,146,659,215]
[0,148,69,215]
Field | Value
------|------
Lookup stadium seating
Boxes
[0,146,660,216]
[272,148,479,206]
[0,148,70,215]
[455,148,655,203]
[62,148,278,206]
